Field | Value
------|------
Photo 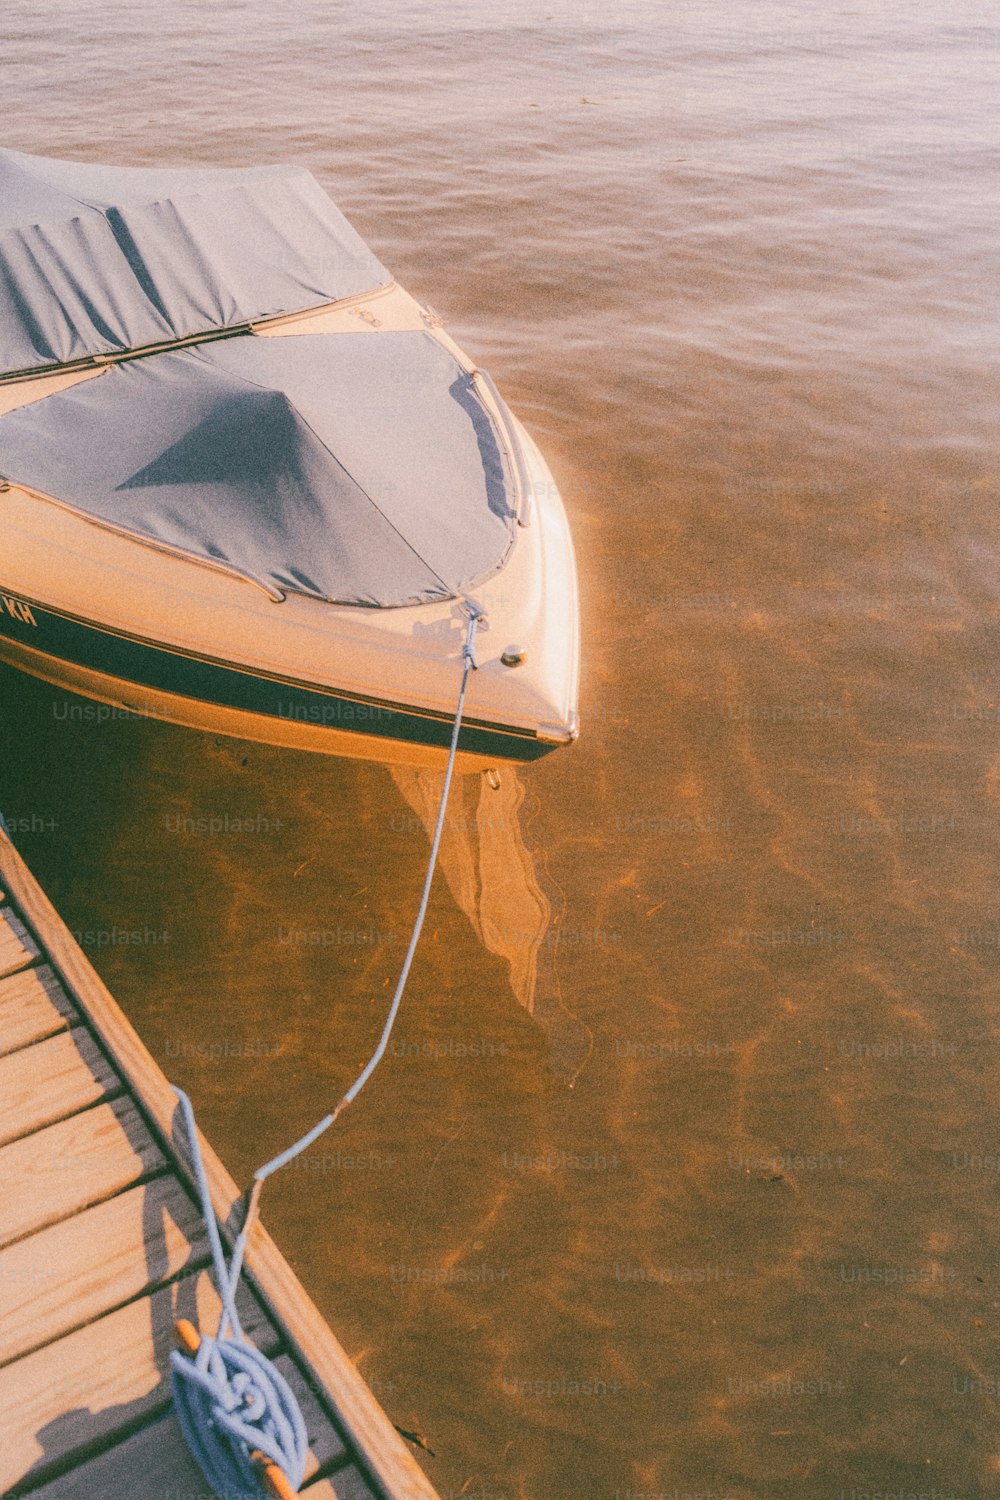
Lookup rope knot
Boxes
[461,605,483,671]
[231,1368,267,1422]
[171,1331,307,1498]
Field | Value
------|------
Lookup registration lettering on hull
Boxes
[1,595,37,627]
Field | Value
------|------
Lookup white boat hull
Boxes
[0,289,580,769]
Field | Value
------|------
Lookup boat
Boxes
[0,149,580,770]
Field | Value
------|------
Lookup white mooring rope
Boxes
[170,607,483,1498]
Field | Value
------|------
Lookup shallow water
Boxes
[2,3,1000,1497]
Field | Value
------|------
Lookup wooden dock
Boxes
[0,822,443,1500]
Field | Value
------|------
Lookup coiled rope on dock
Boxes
[170,607,484,1499]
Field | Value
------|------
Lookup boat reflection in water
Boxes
[391,765,593,1082]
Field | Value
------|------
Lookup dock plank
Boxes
[0,824,442,1499]
[0,1175,206,1368]
[0,1028,119,1148]
[306,1465,379,1499]
[25,1413,207,1500]
[25,1365,352,1500]
[272,1350,350,1478]
[0,904,39,978]
[0,1270,275,1493]
[0,1095,165,1250]
[0,963,77,1057]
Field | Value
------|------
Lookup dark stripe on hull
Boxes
[0,595,555,761]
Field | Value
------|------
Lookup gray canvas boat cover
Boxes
[0,331,516,606]
[0,149,390,375]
